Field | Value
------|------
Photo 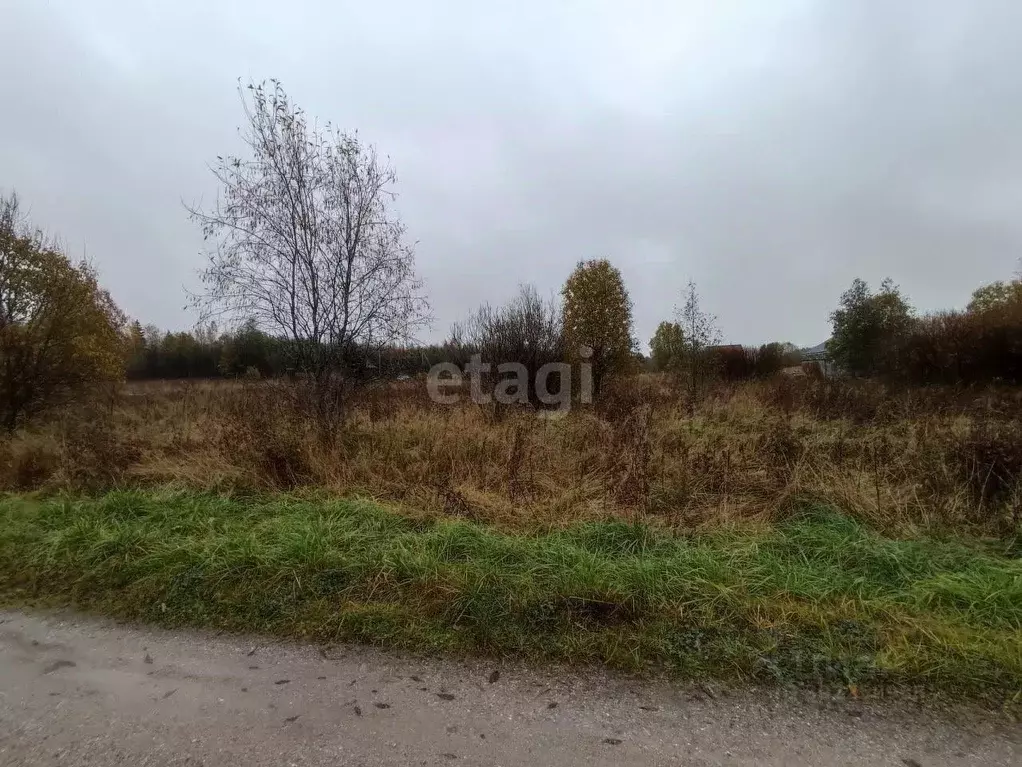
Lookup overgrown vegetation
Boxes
[2,376,1021,541]
[448,284,564,408]
[0,491,1018,695]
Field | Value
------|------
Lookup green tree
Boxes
[562,259,635,396]
[649,321,684,372]
[0,192,126,429]
[827,278,914,377]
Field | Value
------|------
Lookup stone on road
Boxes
[0,611,1017,766]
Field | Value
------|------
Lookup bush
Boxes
[714,346,754,381]
[711,343,800,383]
[898,308,1022,385]
[453,284,564,407]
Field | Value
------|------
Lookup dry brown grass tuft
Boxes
[2,376,1020,536]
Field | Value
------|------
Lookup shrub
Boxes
[453,284,563,407]
[898,308,1022,385]
[756,376,892,423]
[709,343,799,383]
[755,341,801,377]
[713,346,754,381]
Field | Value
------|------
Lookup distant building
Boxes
[800,341,839,376]
[801,342,828,361]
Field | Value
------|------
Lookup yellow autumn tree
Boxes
[0,192,127,430]
[561,258,635,396]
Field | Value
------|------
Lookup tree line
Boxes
[826,274,1022,384]
[124,258,1022,393]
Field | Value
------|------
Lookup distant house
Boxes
[801,341,829,361]
[800,341,839,376]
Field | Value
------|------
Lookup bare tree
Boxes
[188,80,429,428]
[675,280,720,410]
[456,284,564,406]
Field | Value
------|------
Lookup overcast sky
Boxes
[3,1,1021,348]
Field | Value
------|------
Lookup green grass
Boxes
[0,490,1019,697]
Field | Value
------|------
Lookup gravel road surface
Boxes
[0,610,1017,766]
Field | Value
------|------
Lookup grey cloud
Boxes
[3,0,1021,349]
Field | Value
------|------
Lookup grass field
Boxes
[1,489,1019,698]
[2,375,1022,537]
[1,375,1020,699]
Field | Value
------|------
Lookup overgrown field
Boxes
[1,376,1020,696]
[2,375,1021,537]
[0,491,1019,695]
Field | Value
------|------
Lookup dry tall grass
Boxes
[2,375,1021,536]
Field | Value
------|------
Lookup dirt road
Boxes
[0,610,1017,766]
